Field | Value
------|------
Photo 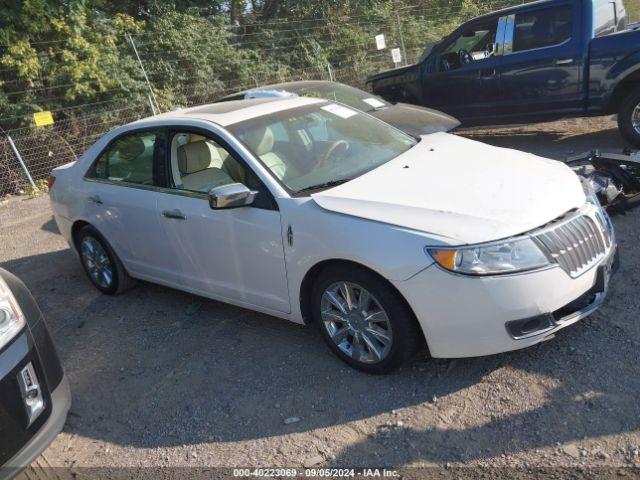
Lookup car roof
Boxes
[218,80,348,101]
[129,96,326,128]
[470,0,560,23]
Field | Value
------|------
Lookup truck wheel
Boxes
[618,90,640,148]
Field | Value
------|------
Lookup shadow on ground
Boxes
[2,213,639,466]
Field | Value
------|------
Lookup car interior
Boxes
[512,6,572,51]
[95,133,156,185]
[169,133,247,193]
[439,20,498,71]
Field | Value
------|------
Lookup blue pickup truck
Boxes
[367,0,640,146]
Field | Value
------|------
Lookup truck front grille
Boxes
[534,214,608,278]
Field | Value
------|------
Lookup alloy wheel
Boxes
[81,236,113,289]
[633,102,640,136]
[320,281,393,364]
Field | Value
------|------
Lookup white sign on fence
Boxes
[375,34,386,50]
[391,48,402,64]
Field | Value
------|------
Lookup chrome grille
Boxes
[534,214,607,278]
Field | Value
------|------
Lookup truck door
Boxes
[493,2,583,119]
[421,16,503,122]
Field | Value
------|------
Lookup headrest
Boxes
[177,141,219,174]
[118,136,146,162]
[244,126,274,156]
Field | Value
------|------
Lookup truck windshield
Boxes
[228,102,417,194]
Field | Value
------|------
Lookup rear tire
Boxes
[310,265,424,374]
[617,89,640,148]
[76,225,134,295]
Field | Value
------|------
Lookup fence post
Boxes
[127,33,160,114]
[326,62,335,82]
[395,10,408,66]
[3,132,37,190]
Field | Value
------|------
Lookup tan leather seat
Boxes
[177,141,234,192]
[243,126,289,180]
[110,136,151,183]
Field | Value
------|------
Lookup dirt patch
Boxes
[2,115,639,474]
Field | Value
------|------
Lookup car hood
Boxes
[371,103,461,136]
[312,133,585,245]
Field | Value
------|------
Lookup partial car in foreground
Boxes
[0,268,70,479]
[50,97,616,373]
[216,80,461,137]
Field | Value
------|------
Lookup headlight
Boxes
[581,175,602,207]
[426,237,550,276]
[0,277,26,349]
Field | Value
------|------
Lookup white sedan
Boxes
[50,96,617,373]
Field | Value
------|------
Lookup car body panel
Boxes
[312,132,585,244]
[155,191,291,313]
[50,97,614,360]
[394,239,615,358]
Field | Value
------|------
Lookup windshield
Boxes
[289,83,391,113]
[227,102,417,194]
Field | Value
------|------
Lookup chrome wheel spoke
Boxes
[364,326,391,346]
[331,326,349,345]
[358,289,371,311]
[364,310,389,324]
[321,309,348,324]
[324,290,348,315]
[338,282,355,310]
[360,332,383,361]
[351,333,364,361]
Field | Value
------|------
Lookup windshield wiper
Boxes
[296,179,351,194]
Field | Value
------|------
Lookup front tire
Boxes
[76,225,134,295]
[311,265,423,374]
[617,89,640,148]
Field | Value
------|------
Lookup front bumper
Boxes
[1,376,71,480]
[394,244,617,359]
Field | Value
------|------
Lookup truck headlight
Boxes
[0,277,26,349]
[426,237,550,276]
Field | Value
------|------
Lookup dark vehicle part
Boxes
[568,149,640,213]
[367,0,639,141]
[215,80,460,136]
[0,268,70,479]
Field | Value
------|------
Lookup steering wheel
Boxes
[318,140,350,169]
[459,49,473,65]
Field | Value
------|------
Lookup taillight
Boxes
[47,175,56,191]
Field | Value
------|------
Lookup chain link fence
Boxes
[0,0,590,197]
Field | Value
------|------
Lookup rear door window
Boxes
[512,5,573,52]
[90,131,161,186]
[593,0,618,37]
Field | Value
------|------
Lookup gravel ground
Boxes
[2,115,640,476]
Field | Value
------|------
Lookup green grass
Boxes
[627,0,640,23]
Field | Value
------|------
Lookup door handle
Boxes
[478,68,496,79]
[87,195,103,205]
[162,209,187,220]
[555,58,574,65]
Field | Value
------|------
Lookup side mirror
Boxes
[208,183,257,209]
